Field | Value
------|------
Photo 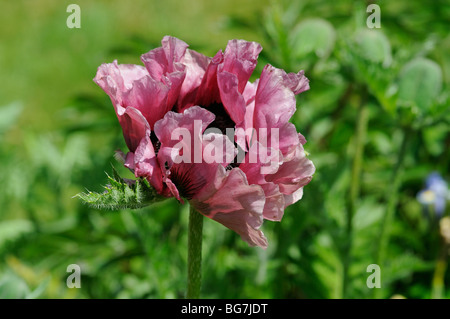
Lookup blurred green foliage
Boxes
[0,0,449,299]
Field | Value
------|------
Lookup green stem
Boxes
[186,205,203,299]
[342,95,369,298]
[431,256,448,299]
[374,127,411,298]
[431,223,449,299]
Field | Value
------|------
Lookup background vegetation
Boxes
[0,0,449,299]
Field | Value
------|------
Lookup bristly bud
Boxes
[75,166,164,210]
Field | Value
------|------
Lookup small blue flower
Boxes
[417,172,449,217]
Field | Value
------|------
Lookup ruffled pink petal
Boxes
[194,50,224,107]
[239,141,282,183]
[141,36,188,108]
[141,36,188,80]
[298,132,307,145]
[239,79,259,150]
[217,71,246,126]
[212,210,268,248]
[133,133,164,193]
[164,175,183,202]
[168,160,220,202]
[191,167,268,248]
[265,145,315,196]
[154,141,220,202]
[124,152,135,170]
[141,36,212,111]
[219,40,262,93]
[260,183,285,221]
[278,122,304,158]
[93,61,170,131]
[153,106,214,148]
[164,71,186,111]
[94,61,144,113]
[122,75,170,130]
[253,64,297,130]
[282,70,310,95]
[115,106,163,193]
[251,64,311,159]
[283,187,304,208]
[253,65,309,130]
[242,79,259,106]
[140,47,167,80]
[202,132,237,168]
[177,49,211,109]
[116,106,149,153]
[153,106,219,201]
[239,142,285,221]
[94,61,148,96]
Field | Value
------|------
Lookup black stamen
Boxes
[150,133,161,155]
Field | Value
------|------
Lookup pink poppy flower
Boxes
[94,36,315,248]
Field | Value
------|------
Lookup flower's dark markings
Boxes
[150,133,161,155]
[170,164,206,200]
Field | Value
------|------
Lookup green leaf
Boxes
[384,253,434,284]
[291,18,336,59]
[25,277,50,299]
[354,29,392,66]
[423,123,449,156]
[344,33,396,115]
[0,102,23,136]
[0,274,30,299]
[0,219,34,251]
[75,166,165,210]
[353,199,383,231]
[397,57,443,112]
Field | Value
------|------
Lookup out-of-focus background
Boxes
[0,0,449,299]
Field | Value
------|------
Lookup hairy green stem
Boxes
[186,205,203,299]
[374,127,411,298]
[342,96,369,298]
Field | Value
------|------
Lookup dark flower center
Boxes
[203,102,235,135]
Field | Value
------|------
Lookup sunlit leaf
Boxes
[0,220,34,252]
[0,102,23,136]
[354,29,392,67]
[0,274,30,299]
[397,57,443,112]
[291,18,336,59]
[26,277,50,299]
